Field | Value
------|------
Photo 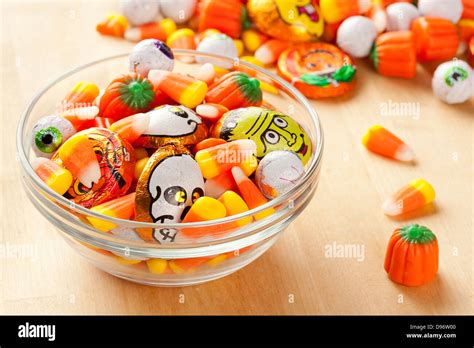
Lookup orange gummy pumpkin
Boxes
[198,0,244,39]
[384,224,439,287]
[411,17,459,62]
[370,31,417,79]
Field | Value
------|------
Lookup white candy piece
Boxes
[386,3,420,32]
[119,0,161,26]
[337,16,377,58]
[160,0,196,24]
[432,60,473,104]
[255,151,305,199]
[196,34,238,69]
[129,39,174,77]
[418,0,463,24]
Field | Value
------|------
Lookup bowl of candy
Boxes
[17,46,323,286]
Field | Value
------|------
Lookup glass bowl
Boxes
[16,50,324,286]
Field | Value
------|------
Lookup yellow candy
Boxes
[218,191,253,227]
[240,55,264,67]
[31,157,73,196]
[114,256,142,265]
[134,157,149,180]
[134,147,148,160]
[233,39,244,56]
[242,29,266,53]
[87,193,135,232]
[207,254,228,267]
[146,258,168,274]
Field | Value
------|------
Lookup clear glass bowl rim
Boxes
[16,49,324,231]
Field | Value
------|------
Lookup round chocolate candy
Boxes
[134,105,208,148]
[277,43,357,99]
[52,128,135,208]
[255,150,305,199]
[31,115,76,158]
[247,0,324,42]
[211,106,312,165]
[135,144,205,244]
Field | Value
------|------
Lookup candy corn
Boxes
[362,125,414,162]
[462,0,474,19]
[204,170,239,199]
[233,39,244,56]
[166,28,196,63]
[62,81,100,109]
[196,62,216,85]
[382,179,436,216]
[168,256,213,274]
[60,106,99,130]
[87,193,136,232]
[146,258,169,274]
[242,29,268,53]
[195,103,229,123]
[148,70,208,109]
[57,133,101,188]
[369,0,387,33]
[231,166,275,220]
[218,191,253,227]
[411,17,459,62]
[96,13,128,38]
[255,39,290,65]
[320,0,372,24]
[181,196,227,238]
[31,157,73,196]
[109,113,150,144]
[124,18,176,42]
[195,139,258,179]
[198,0,243,38]
[192,138,227,154]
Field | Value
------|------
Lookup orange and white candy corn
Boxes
[109,113,150,144]
[382,178,436,216]
[255,39,290,64]
[96,13,129,38]
[218,191,253,227]
[181,196,227,238]
[148,69,208,109]
[195,139,257,179]
[57,132,101,188]
[204,170,238,199]
[62,81,100,109]
[31,157,73,196]
[87,193,136,232]
[362,125,414,162]
[167,28,196,50]
[196,103,229,123]
[196,63,216,85]
[231,166,275,220]
[124,18,176,42]
[192,138,227,154]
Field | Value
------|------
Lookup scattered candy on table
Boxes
[362,125,414,162]
[418,0,463,24]
[337,16,377,58]
[384,224,438,286]
[382,178,436,217]
[385,2,419,31]
[124,18,176,42]
[432,59,473,104]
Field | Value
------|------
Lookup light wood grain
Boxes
[0,0,472,315]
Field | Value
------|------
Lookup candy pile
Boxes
[31,40,312,250]
[97,0,474,103]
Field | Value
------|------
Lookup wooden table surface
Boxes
[1,0,472,315]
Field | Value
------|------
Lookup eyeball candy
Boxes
[432,60,473,104]
[247,0,324,42]
[119,0,161,26]
[196,34,238,69]
[129,39,174,76]
[386,3,420,32]
[277,43,357,99]
[211,107,312,165]
[418,0,463,24]
[337,16,377,58]
[52,128,135,208]
[31,115,76,158]
[255,151,305,199]
[134,144,205,243]
[134,104,208,148]
[160,0,196,24]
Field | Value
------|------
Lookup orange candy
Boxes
[411,17,459,62]
[198,0,243,39]
[87,193,136,232]
[462,0,474,19]
[96,13,128,38]
[382,179,436,217]
[255,39,291,65]
[108,113,150,144]
[192,138,227,154]
[124,19,176,42]
[362,125,414,162]
[204,169,238,199]
[195,103,229,123]
[62,81,100,110]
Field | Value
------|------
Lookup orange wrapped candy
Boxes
[206,71,263,109]
[370,31,417,79]
[198,0,243,39]
[278,43,357,99]
[384,224,438,287]
[411,17,459,62]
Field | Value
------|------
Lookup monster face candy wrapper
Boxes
[52,128,135,208]
[134,144,205,244]
[134,105,208,148]
[211,107,312,165]
[247,0,324,42]
[277,43,357,99]
[205,72,263,110]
